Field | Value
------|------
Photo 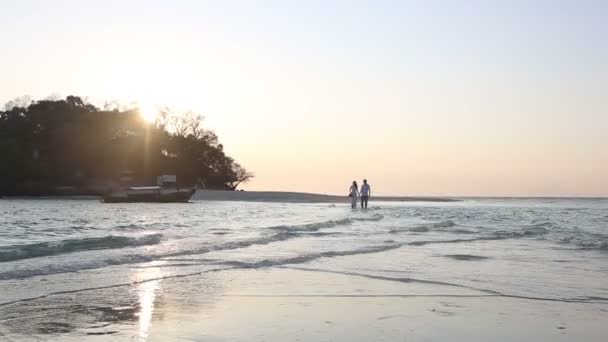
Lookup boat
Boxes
[101,186,195,203]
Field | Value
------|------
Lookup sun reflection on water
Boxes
[137,269,162,341]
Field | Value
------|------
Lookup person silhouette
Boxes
[360,179,371,208]
[349,181,359,209]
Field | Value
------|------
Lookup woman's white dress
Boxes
[349,186,358,208]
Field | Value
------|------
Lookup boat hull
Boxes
[101,189,195,203]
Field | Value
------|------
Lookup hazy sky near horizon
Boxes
[1,0,607,196]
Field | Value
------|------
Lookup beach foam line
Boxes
[223,294,498,299]
[283,267,608,304]
[3,263,606,308]
[0,234,163,262]
[0,266,232,307]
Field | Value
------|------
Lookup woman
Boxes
[349,180,359,209]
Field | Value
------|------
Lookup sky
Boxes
[1,0,606,196]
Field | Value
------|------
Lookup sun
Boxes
[138,101,158,123]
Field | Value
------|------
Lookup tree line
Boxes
[0,95,253,195]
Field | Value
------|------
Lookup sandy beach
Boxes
[192,190,457,203]
[104,268,607,342]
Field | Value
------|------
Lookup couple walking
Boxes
[349,179,371,209]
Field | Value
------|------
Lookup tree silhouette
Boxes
[228,162,254,190]
[0,95,253,195]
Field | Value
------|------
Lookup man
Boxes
[360,179,371,208]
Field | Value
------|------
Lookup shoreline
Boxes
[192,190,459,203]
[1,190,459,203]
[4,192,606,202]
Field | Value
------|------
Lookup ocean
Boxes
[0,197,607,340]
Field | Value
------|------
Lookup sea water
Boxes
[0,197,607,338]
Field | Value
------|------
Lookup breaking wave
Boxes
[576,240,608,250]
[493,226,548,238]
[269,218,353,232]
[442,254,491,261]
[267,214,384,233]
[0,234,163,262]
[218,244,403,269]
[0,217,354,280]
[390,220,458,234]
[430,220,457,228]
[352,214,384,222]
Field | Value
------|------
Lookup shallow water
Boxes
[0,197,607,339]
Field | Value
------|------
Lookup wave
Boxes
[269,218,353,232]
[493,226,548,238]
[558,233,608,251]
[407,237,494,246]
[266,214,384,233]
[0,219,344,280]
[530,221,553,228]
[575,239,608,250]
[407,226,429,232]
[452,228,477,234]
[442,254,490,261]
[352,214,384,222]
[0,229,300,280]
[113,222,175,230]
[430,220,456,228]
[113,224,146,230]
[389,220,458,234]
[0,234,162,262]
[2,225,599,281]
[217,244,403,269]
[0,232,395,280]
[414,220,457,231]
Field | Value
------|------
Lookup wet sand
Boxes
[15,267,603,342]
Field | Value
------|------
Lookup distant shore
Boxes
[192,190,458,203]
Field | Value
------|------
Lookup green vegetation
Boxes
[0,96,253,195]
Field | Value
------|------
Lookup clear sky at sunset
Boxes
[1,0,606,196]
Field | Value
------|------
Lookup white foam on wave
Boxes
[268,218,354,232]
[352,214,384,222]
[389,220,457,234]
[430,220,456,228]
[0,217,359,280]
[267,214,384,233]
[0,234,163,262]
[218,243,403,269]
[574,239,608,250]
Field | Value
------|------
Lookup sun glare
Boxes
[138,102,158,123]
